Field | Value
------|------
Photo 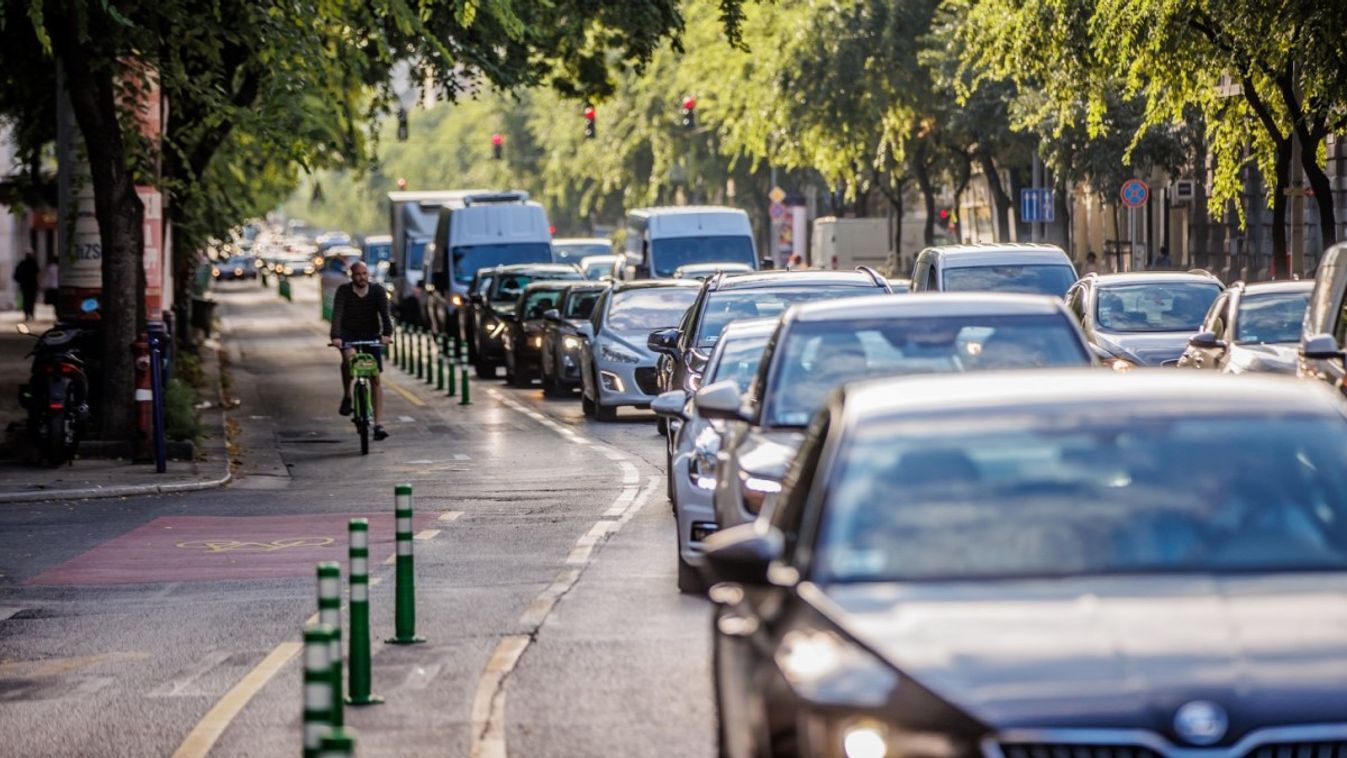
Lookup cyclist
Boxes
[330,261,394,440]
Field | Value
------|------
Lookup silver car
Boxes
[1178,279,1312,373]
[651,318,776,593]
[578,280,701,421]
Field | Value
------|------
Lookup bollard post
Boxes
[401,329,410,372]
[318,729,356,758]
[387,484,425,644]
[316,562,345,728]
[459,367,471,406]
[447,358,457,397]
[388,327,398,364]
[436,353,445,391]
[303,623,336,758]
[346,519,383,705]
[426,341,437,387]
[415,330,425,380]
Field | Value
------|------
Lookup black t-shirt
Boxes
[330,283,393,341]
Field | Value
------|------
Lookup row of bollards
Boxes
[302,485,425,757]
[391,323,471,406]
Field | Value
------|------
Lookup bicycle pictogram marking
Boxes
[175,537,335,553]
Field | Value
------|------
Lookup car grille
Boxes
[999,744,1163,758]
[634,367,660,395]
[1245,743,1347,758]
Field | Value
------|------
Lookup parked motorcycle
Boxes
[16,323,93,466]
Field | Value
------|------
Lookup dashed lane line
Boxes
[385,378,426,407]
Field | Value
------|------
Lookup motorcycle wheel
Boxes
[45,413,71,467]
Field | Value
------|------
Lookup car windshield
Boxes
[583,260,616,280]
[1096,282,1222,333]
[521,290,561,319]
[650,236,755,277]
[1236,292,1310,344]
[942,264,1077,296]
[765,315,1090,427]
[697,286,877,348]
[491,271,581,302]
[453,243,554,284]
[554,243,611,263]
[709,334,771,392]
[564,290,601,319]
[364,242,391,263]
[407,239,429,272]
[819,413,1347,583]
[606,288,699,337]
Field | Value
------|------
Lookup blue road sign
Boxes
[1020,188,1054,223]
[1120,179,1149,208]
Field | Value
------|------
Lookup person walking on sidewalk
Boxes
[329,261,394,441]
[12,252,39,321]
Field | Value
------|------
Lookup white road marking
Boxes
[414,528,441,541]
[601,486,640,518]
[453,453,471,461]
[438,510,464,523]
[469,635,531,758]
[620,461,639,486]
[396,415,415,423]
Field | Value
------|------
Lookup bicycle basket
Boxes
[350,353,380,374]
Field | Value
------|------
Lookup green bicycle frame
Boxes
[349,350,379,422]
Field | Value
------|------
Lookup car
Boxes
[621,206,760,279]
[888,277,911,293]
[212,255,258,281]
[551,237,613,266]
[1064,270,1224,368]
[1299,241,1347,395]
[1177,279,1311,373]
[539,282,607,396]
[648,269,893,401]
[910,242,1077,296]
[579,254,625,281]
[673,262,754,280]
[467,263,584,378]
[650,317,776,592]
[698,293,1095,535]
[501,281,573,387]
[578,280,702,421]
[704,369,1347,758]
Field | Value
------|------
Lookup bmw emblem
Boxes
[1174,701,1229,746]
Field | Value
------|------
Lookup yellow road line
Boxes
[385,379,426,407]
[171,641,304,758]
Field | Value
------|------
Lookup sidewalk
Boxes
[0,309,232,503]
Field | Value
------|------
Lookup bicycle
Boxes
[337,339,383,455]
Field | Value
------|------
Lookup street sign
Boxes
[768,186,786,204]
[1120,179,1149,208]
[1020,188,1054,223]
[768,201,785,220]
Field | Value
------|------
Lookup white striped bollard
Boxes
[302,623,336,758]
[386,484,425,644]
[316,562,346,729]
[318,728,356,758]
[346,519,382,705]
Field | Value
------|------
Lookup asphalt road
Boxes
[0,278,712,757]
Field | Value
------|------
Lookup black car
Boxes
[466,263,583,378]
[502,281,572,387]
[705,370,1347,758]
[540,282,607,396]
[649,269,893,400]
[1063,270,1224,368]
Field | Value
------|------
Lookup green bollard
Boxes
[317,562,345,728]
[426,341,436,386]
[447,359,457,397]
[388,328,398,364]
[303,623,337,758]
[459,367,471,406]
[346,519,383,706]
[387,485,425,644]
[415,330,425,380]
[400,329,410,372]
[318,729,356,758]
[436,354,445,391]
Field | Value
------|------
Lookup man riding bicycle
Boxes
[330,261,394,441]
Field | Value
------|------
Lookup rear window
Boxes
[942,264,1077,297]
[697,286,880,348]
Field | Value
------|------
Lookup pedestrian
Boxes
[12,251,39,321]
[1083,251,1100,275]
[42,258,59,313]
[1154,246,1172,269]
[787,253,808,270]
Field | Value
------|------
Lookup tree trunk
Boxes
[976,149,1012,241]
[56,25,143,443]
[1300,143,1338,252]
[913,146,937,246]
[1008,165,1028,240]
[1272,139,1290,278]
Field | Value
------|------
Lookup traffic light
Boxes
[397,108,408,141]
[680,96,696,130]
[583,105,596,139]
[491,133,504,160]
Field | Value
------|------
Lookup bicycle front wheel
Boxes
[358,420,369,455]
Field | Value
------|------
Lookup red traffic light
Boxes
[491,133,504,147]
[583,106,596,121]
[682,96,697,111]
[938,208,950,221]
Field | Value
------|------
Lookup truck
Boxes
[810,217,890,272]
[386,189,486,324]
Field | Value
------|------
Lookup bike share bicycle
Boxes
[336,340,383,455]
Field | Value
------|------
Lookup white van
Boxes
[811,217,889,271]
[910,243,1078,298]
[622,206,757,279]
[424,191,554,336]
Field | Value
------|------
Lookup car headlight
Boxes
[1110,357,1136,372]
[740,472,783,514]
[530,335,543,348]
[451,294,463,307]
[839,721,963,758]
[601,344,641,365]
[562,335,581,351]
[775,628,898,707]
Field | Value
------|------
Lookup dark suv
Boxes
[467,263,582,378]
[647,269,893,399]
[502,281,572,387]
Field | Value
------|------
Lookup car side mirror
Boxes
[647,327,681,355]
[543,309,562,323]
[700,524,783,587]
[695,380,749,422]
[651,390,688,419]
[1301,333,1343,360]
[1188,330,1225,349]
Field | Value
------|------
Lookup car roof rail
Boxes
[855,265,888,289]
[463,190,530,205]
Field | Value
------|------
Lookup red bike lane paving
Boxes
[27,512,436,585]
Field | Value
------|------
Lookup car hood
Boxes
[1096,332,1194,366]
[821,574,1347,739]
[736,429,805,479]
[1227,343,1299,375]
[597,331,655,362]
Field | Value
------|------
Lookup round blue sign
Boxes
[1120,179,1150,208]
